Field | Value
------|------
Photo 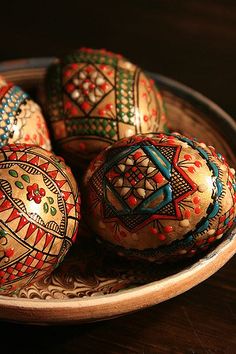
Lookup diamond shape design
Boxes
[64,64,113,114]
[105,147,169,209]
[91,143,198,231]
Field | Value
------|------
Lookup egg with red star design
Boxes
[83,133,236,262]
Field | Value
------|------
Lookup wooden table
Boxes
[0,1,236,353]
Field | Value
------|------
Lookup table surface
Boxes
[0,1,236,353]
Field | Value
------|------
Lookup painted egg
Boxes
[45,47,168,169]
[0,144,80,295]
[0,76,51,150]
[83,133,236,263]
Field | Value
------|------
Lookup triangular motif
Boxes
[61,190,71,201]
[34,229,45,246]
[25,223,37,240]
[56,180,67,188]
[47,170,58,179]
[28,156,39,165]
[8,152,17,161]
[66,203,74,214]
[19,153,28,161]
[0,199,12,212]
[16,216,29,232]
[39,162,50,172]
[44,233,53,249]
[6,208,21,223]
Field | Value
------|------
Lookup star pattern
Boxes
[90,142,197,231]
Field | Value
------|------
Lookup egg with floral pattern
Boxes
[83,133,236,263]
[0,76,51,150]
[0,144,80,295]
[45,48,168,170]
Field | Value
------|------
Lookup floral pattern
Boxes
[27,183,46,204]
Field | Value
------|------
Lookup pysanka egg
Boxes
[0,76,51,150]
[46,47,168,169]
[0,144,80,295]
[83,133,236,263]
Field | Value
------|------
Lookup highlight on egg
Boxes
[45,47,168,169]
[0,75,51,150]
[0,144,80,295]
[83,132,236,263]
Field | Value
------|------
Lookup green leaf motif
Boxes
[43,202,49,213]
[9,170,18,178]
[21,174,30,183]
[50,207,57,216]
[47,197,54,205]
[15,181,24,189]
[0,228,7,237]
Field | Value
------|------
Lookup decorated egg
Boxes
[0,76,51,150]
[0,144,80,295]
[83,133,236,262]
[46,47,168,169]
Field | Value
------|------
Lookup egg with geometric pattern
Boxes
[45,48,168,170]
[0,144,80,295]
[83,133,236,263]
[0,76,51,150]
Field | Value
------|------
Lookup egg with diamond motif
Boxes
[0,144,80,295]
[45,48,168,170]
[83,133,236,263]
[0,76,51,150]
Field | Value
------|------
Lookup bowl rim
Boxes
[0,232,235,324]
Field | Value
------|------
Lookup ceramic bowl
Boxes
[0,58,235,325]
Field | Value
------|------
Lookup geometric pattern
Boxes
[64,63,113,115]
[46,48,168,166]
[47,50,142,142]
[0,144,80,294]
[90,141,197,231]
[0,84,29,148]
[216,206,235,236]
[116,68,135,124]
[0,76,51,151]
[66,117,118,140]
[85,132,236,263]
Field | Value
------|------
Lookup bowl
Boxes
[0,57,235,325]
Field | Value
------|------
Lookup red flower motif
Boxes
[27,183,45,204]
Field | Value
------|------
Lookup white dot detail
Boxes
[179,219,190,227]
[199,143,207,148]
[198,184,207,192]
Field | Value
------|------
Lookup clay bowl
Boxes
[0,58,235,325]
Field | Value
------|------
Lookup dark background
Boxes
[1,1,236,353]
